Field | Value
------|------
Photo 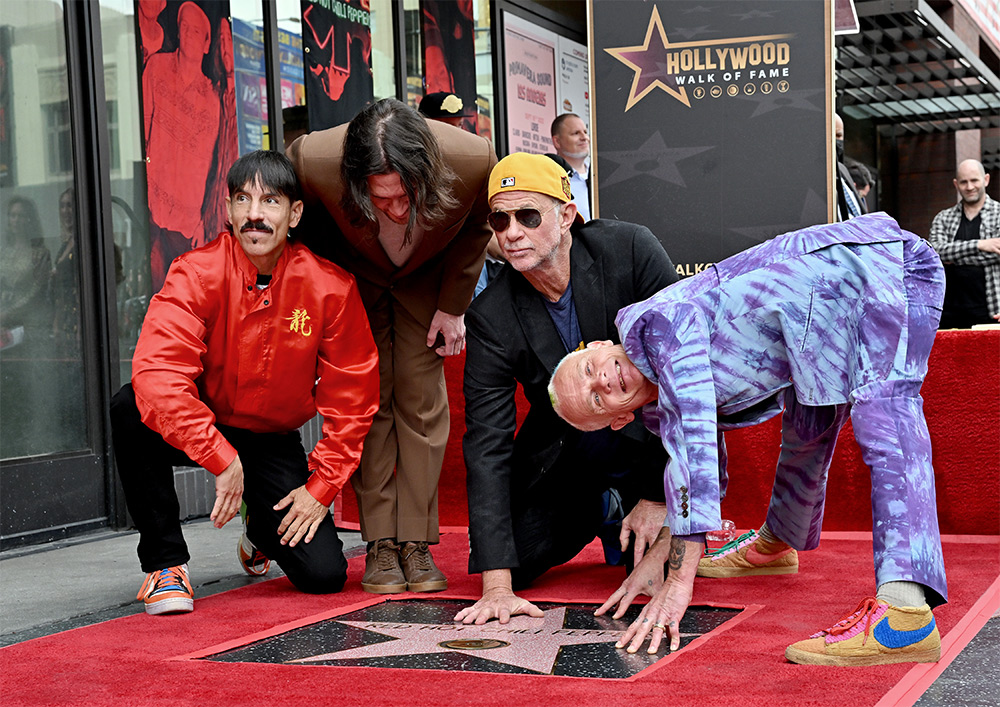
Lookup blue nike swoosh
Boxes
[872,614,936,648]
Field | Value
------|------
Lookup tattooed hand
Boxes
[595,527,671,620]
[614,536,703,654]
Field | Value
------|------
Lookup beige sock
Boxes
[756,522,792,554]
[877,581,927,608]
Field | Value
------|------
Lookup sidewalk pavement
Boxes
[0,518,363,647]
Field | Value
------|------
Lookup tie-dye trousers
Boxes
[764,237,948,607]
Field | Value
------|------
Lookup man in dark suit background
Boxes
[835,114,866,221]
[456,153,678,625]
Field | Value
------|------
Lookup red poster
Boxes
[138,0,237,291]
[300,0,373,132]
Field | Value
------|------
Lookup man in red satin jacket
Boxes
[111,150,379,616]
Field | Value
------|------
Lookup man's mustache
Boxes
[241,220,273,233]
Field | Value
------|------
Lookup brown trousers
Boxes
[350,287,449,543]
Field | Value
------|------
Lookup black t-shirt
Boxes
[942,212,989,324]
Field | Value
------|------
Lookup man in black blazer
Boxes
[456,153,678,625]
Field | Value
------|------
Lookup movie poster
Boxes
[591,0,833,275]
[300,0,373,132]
[503,15,557,155]
[421,0,477,133]
[137,0,237,291]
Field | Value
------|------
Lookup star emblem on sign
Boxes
[604,6,793,112]
[605,6,691,110]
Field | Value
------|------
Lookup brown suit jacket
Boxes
[287,121,497,321]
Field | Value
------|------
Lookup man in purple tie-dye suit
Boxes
[549,213,947,667]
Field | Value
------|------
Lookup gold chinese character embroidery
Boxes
[286,308,313,336]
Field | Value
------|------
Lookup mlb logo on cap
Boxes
[501,177,515,187]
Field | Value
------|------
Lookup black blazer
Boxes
[463,219,679,573]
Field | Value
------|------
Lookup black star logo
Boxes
[599,132,714,189]
[736,87,825,118]
[728,190,827,245]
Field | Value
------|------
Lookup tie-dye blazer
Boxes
[616,213,943,537]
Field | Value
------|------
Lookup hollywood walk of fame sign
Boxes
[202,600,741,678]
[590,0,834,271]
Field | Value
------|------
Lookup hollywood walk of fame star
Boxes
[286,607,689,674]
[604,6,793,112]
[736,87,825,118]
[598,132,714,190]
[203,600,742,678]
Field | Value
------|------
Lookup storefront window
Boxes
[97,0,151,391]
[473,0,494,142]
[1,1,89,459]
[370,0,396,100]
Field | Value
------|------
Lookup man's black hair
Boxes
[846,160,873,190]
[227,150,302,203]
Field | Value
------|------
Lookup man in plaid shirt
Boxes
[928,159,1000,328]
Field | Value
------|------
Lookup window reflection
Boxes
[0,1,88,459]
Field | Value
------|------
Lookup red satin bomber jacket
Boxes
[131,233,379,506]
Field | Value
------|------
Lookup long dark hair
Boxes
[340,98,458,244]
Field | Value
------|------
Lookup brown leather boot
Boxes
[361,539,407,594]
[398,541,447,592]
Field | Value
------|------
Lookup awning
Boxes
[835,0,1000,167]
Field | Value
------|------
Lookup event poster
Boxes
[503,14,557,154]
[421,0,478,133]
[232,19,305,154]
[591,0,833,275]
[557,37,590,125]
[137,0,237,291]
[300,0,373,132]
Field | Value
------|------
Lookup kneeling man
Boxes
[550,213,947,666]
[111,150,379,614]
[458,153,678,625]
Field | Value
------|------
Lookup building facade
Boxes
[0,0,995,550]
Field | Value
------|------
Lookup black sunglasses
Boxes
[487,205,556,232]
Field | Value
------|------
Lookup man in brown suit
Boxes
[287,98,497,593]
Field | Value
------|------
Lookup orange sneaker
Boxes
[238,532,271,577]
[137,564,193,615]
[697,529,798,578]
[785,597,940,666]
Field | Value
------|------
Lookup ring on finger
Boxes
[653,622,666,630]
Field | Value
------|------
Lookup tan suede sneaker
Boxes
[697,529,798,578]
[399,541,447,592]
[785,598,940,666]
[361,538,407,594]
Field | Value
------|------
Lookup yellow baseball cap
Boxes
[489,152,573,204]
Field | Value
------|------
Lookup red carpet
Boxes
[1,531,996,707]
[338,330,999,534]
